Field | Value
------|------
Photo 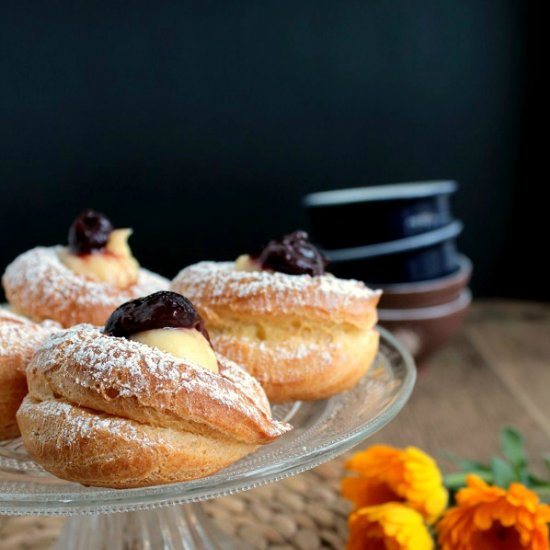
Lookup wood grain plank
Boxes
[465,300,550,444]
[368,319,550,472]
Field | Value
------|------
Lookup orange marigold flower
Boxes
[437,474,550,550]
[348,503,434,550]
[342,445,448,524]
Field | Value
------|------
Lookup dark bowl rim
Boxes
[303,180,458,207]
[374,254,472,293]
[323,220,463,262]
[378,288,472,321]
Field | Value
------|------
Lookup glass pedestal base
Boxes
[53,504,240,550]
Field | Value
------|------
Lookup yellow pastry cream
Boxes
[130,327,219,373]
[60,228,139,289]
[104,291,219,373]
[234,254,259,272]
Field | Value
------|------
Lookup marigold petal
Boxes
[437,478,550,550]
[345,445,399,473]
[539,504,550,523]
[348,504,433,550]
[343,445,448,524]
[500,505,517,527]
[342,476,401,509]
[466,473,489,490]
[473,504,494,530]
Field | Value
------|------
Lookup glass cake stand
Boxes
[0,328,415,549]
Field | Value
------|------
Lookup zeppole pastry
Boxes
[17,291,291,488]
[2,210,168,327]
[0,309,60,440]
[171,231,381,403]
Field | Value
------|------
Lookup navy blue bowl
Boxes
[304,180,457,249]
[324,221,462,284]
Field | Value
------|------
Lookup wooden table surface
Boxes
[370,299,550,474]
[2,299,550,549]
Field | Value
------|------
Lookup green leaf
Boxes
[442,451,491,473]
[491,457,516,488]
[527,474,550,489]
[544,455,550,476]
[457,460,492,473]
[500,427,526,469]
[517,465,531,485]
[444,470,493,491]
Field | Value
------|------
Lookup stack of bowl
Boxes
[303,181,472,363]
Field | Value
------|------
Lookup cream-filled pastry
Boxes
[172,231,381,403]
[2,210,168,327]
[17,291,291,488]
[60,228,139,289]
[0,309,60,440]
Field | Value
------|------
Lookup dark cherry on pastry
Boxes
[62,209,141,290]
[2,210,169,329]
[68,209,114,255]
[105,291,210,340]
[105,291,218,372]
[250,230,328,276]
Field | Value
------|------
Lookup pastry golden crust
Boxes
[172,262,379,326]
[2,247,169,328]
[0,310,60,440]
[212,329,379,403]
[17,325,291,488]
[171,262,381,402]
[17,398,257,488]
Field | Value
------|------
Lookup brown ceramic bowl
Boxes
[378,288,471,364]
[376,254,472,309]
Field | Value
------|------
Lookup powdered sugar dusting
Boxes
[18,397,145,447]
[3,246,168,309]
[219,355,271,415]
[0,310,61,360]
[212,333,338,384]
[172,261,381,312]
[30,325,290,441]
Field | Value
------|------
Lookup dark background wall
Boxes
[1,1,544,299]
